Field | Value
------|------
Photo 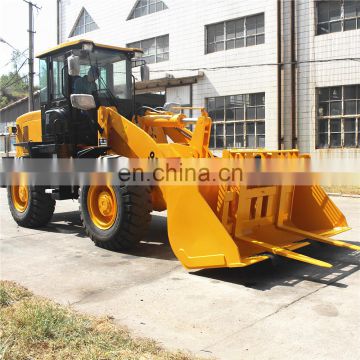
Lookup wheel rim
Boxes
[87,186,118,230]
[11,185,29,213]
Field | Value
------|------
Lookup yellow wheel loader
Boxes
[8,40,359,270]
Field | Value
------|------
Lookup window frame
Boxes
[127,0,168,20]
[69,8,98,38]
[50,55,66,102]
[316,0,360,35]
[205,13,265,54]
[127,35,169,64]
[316,85,360,149]
[207,92,266,149]
[39,58,49,104]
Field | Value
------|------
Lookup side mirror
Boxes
[70,94,96,110]
[131,59,150,81]
[67,54,80,76]
[140,64,150,81]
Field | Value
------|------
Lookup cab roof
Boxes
[36,39,143,58]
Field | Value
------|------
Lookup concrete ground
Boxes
[1,187,359,360]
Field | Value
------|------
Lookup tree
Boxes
[0,50,29,109]
[10,49,26,72]
[0,94,9,108]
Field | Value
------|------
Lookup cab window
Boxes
[39,58,48,103]
[51,55,65,100]
[113,60,130,99]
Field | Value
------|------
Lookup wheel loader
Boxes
[7,39,360,270]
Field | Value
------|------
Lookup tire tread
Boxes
[79,186,152,251]
[7,187,56,228]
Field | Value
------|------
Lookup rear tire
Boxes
[79,185,152,251]
[7,186,56,228]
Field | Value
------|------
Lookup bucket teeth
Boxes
[238,236,333,268]
[279,225,360,252]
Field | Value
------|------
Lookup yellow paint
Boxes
[87,186,117,230]
[15,111,42,157]
[11,185,29,213]
[98,106,356,270]
[36,39,143,58]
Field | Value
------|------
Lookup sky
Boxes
[0,0,57,80]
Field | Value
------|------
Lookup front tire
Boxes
[79,185,152,251]
[7,186,56,228]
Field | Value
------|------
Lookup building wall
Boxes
[58,0,360,157]
[59,0,280,150]
[296,0,360,158]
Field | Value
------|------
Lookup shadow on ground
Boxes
[45,211,85,236]
[42,210,360,290]
[42,212,175,261]
[193,243,360,291]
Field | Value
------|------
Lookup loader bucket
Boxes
[166,150,359,270]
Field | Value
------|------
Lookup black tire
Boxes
[7,186,56,228]
[79,185,152,251]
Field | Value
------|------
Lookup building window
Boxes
[128,0,168,20]
[317,85,360,148]
[69,8,98,37]
[317,0,360,35]
[207,93,265,149]
[206,13,264,54]
[128,35,169,64]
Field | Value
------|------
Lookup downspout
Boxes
[57,0,61,44]
[277,0,283,150]
[291,0,297,149]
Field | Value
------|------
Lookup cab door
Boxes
[40,54,71,146]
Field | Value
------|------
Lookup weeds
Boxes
[0,281,201,360]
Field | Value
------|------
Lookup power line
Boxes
[22,0,41,10]
[0,75,28,92]
[0,58,28,90]
[149,57,360,73]
[0,49,29,70]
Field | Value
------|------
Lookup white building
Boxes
[57,0,360,158]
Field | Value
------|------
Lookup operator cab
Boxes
[36,39,143,156]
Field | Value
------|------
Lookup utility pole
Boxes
[24,0,41,112]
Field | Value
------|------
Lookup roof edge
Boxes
[0,90,40,113]
[36,39,143,58]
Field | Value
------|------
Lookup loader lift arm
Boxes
[97,105,360,269]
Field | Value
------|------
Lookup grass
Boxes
[0,281,202,360]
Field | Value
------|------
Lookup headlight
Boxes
[82,42,93,52]
[133,51,143,59]
[70,94,96,111]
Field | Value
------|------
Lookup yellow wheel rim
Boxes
[11,185,29,213]
[87,186,118,230]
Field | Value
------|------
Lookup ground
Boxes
[1,188,359,360]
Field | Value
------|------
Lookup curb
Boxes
[328,193,360,199]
